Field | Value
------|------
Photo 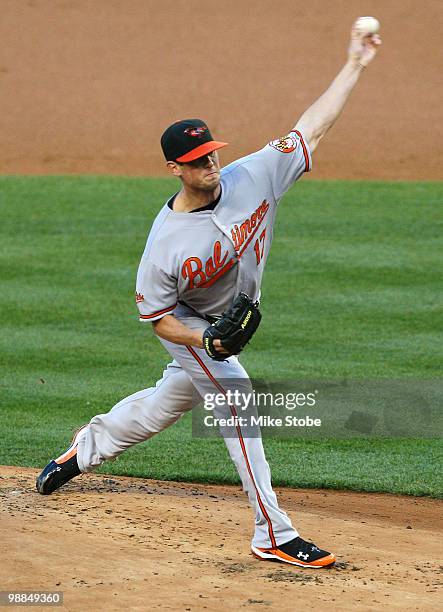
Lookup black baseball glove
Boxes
[202,293,262,361]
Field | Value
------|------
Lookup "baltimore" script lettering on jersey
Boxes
[181,199,270,290]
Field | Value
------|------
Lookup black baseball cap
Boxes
[161,119,228,162]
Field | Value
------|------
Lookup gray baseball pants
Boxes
[75,315,298,548]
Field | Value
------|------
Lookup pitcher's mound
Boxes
[1,466,441,610]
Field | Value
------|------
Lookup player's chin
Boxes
[202,172,221,188]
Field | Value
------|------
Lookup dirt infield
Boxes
[1,0,442,180]
[1,466,441,611]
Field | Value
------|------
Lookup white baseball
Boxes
[354,16,380,36]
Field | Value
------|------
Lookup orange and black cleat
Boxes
[36,427,86,495]
[251,536,336,568]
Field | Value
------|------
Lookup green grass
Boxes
[1,177,442,497]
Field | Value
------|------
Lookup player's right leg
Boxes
[36,360,199,494]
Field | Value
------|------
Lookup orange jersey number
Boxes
[254,227,267,265]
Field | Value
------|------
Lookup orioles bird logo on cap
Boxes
[184,126,208,138]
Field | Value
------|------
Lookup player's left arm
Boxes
[294,23,382,153]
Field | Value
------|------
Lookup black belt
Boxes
[178,300,218,325]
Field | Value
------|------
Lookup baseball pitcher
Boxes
[36,22,381,568]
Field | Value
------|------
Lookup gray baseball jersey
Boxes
[135,130,311,321]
